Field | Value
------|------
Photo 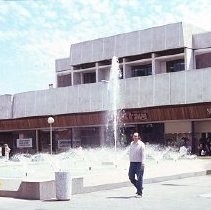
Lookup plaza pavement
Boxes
[0,175,211,210]
[82,157,211,192]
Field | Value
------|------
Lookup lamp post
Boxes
[47,117,54,155]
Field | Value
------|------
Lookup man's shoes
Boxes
[136,191,142,197]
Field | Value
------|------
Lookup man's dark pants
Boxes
[128,162,144,194]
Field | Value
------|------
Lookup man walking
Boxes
[128,132,145,197]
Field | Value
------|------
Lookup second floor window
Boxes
[83,72,96,84]
[166,59,185,73]
[131,64,152,77]
[57,74,72,87]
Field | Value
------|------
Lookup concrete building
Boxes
[1,22,211,154]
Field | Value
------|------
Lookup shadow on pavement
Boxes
[107,196,137,199]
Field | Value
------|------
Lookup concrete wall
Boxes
[193,32,211,49]
[7,67,211,119]
[56,22,206,72]
[69,22,185,66]
[0,94,12,119]
[182,23,205,49]
[55,58,71,72]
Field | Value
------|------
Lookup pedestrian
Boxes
[128,132,145,197]
[4,144,11,161]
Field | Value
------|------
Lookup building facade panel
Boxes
[194,120,211,133]
[165,22,183,49]
[153,73,170,106]
[0,94,12,119]
[139,28,153,53]
[92,38,105,62]
[77,84,91,112]
[55,58,71,72]
[90,82,109,112]
[165,121,192,133]
[115,33,127,57]
[138,76,154,107]
[103,36,116,60]
[8,68,211,119]
[186,69,203,103]
[202,68,211,102]
[170,71,186,104]
[125,31,140,56]
[70,44,81,65]
[81,41,94,64]
[193,32,211,49]
[119,77,140,109]
[70,22,185,66]
[152,25,166,51]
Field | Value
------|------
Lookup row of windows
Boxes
[57,59,185,86]
[131,59,185,77]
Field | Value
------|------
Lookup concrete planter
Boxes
[55,171,71,200]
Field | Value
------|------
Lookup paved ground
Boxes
[0,175,211,210]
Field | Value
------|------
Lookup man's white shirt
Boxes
[129,140,145,164]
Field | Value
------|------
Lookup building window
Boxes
[166,59,185,73]
[83,72,96,84]
[57,74,72,87]
[131,64,152,77]
[195,53,211,69]
[119,68,123,79]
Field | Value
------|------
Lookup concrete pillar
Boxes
[122,58,126,79]
[123,58,131,78]
[71,67,74,85]
[151,53,156,75]
[185,48,194,70]
[55,171,72,200]
[72,128,80,147]
[96,62,99,82]
[35,130,39,153]
[80,72,83,84]
[99,126,106,146]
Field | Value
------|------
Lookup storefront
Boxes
[0,102,211,154]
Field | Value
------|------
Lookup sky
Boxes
[1,0,211,95]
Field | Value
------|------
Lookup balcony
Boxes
[1,68,211,119]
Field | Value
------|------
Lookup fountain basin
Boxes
[0,167,211,200]
[0,176,83,200]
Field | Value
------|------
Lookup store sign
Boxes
[17,138,32,148]
[123,112,148,121]
[58,139,72,148]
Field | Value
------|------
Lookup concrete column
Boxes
[55,171,72,200]
[72,128,80,147]
[99,126,106,146]
[151,53,156,75]
[185,48,194,70]
[70,67,74,86]
[122,58,126,79]
[35,130,39,153]
[123,58,131,78]
[191,121,197,154]
[96,62,99,82]
[80,73,83,84]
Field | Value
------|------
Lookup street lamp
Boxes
[47,117,54,155]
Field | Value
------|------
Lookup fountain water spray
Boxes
[108,56,122,152]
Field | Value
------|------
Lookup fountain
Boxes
[106,56,122,150]
[0,56,210,200]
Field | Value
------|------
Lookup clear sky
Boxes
[1,0,211,95]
